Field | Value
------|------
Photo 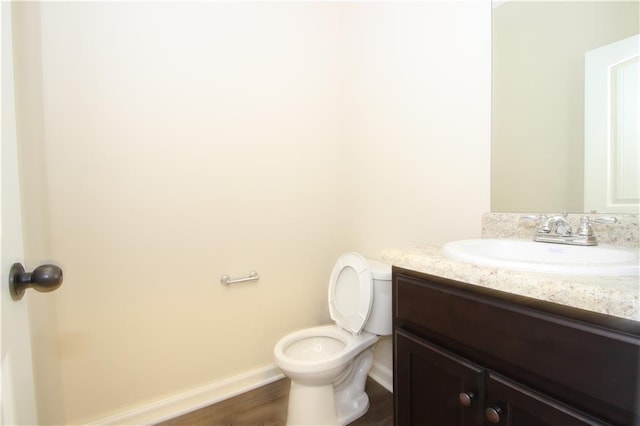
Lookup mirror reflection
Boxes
[491,1,639,213]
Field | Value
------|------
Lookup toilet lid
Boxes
[328,252,373,335]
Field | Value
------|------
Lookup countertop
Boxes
[381,245,640,322]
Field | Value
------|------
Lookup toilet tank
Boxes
[364,258,392,336]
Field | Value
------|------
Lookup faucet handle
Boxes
[519,215,548,233]
[519,214,546,223]
[577,216,594,237]
[519,215,537,223]
[592,216,617,225]
[577,215,617,237]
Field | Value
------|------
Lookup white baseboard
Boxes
[368,360,393,393]
[88,361,392,426]
[88,365,285,426]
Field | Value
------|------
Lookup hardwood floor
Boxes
[156,377,392,426]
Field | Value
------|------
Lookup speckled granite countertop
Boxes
[381,245,640,322]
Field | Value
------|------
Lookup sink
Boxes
[443,238,640,276]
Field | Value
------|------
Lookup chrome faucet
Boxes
[520,213,617,246]
[539,214,572,236]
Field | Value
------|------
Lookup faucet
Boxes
[519,213,617,246]
[539,214,572,236]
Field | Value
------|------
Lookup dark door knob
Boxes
[9,263,63,301]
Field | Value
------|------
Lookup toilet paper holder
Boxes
[220,270,259,286]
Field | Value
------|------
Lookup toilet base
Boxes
[287,381,339,426]
[285,382,369,426]
[336,393,369,425]
[285,348,375,426]
[334,347,374,424]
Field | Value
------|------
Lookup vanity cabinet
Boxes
[393,267,640,425]
[395,329,485,425]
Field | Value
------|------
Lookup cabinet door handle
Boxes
[458,392,474,407]
[485,406,503,423]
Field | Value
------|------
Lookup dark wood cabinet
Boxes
[393,267,640,426]
[486,372,606,426]
[395,329,484,425]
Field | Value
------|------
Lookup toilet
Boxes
[273,252,392,426]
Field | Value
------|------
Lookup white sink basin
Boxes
[443,238,640,276]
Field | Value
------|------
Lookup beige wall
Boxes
[492,1,639,213]
[342,2,491,255]
[13,2,491,423]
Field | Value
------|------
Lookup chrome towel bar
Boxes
[220,270,259,286]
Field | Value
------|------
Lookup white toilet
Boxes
[273,252,392,426]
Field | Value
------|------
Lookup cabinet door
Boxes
[485,372,610,426]
[395,329,485,426]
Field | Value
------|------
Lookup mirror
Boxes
[491,1,639,213]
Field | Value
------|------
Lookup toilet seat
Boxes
[328,252,373,335]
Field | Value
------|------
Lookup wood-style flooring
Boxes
[156,377,392,426]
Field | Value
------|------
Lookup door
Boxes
[394,329,485,426]
[1,2,39,424]
[584,34,640,214]
[485,372,609,426]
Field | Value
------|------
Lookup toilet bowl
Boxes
[274,325,379,385]
[274,253,392,426]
